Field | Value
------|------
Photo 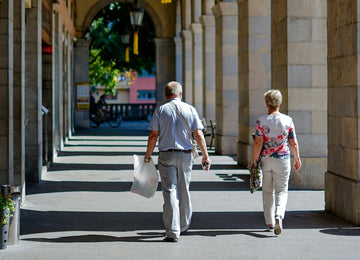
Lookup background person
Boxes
[89,91,99,127]
[144,81,211,242]
[96,94,108,122]
[89,91,96,116]
[252,89,301,235]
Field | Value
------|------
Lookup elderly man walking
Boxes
[145,81,211,242]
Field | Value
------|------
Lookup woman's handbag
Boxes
[249,161,262,194]
[249,133,262,193]
[171,103,200,160]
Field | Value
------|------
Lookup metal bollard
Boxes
[8,186,21,245]
[0,185,11,249]
[1,185,21,245]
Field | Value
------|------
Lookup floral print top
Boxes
[255,113,296,159]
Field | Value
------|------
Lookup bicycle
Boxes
[90,108,122,128]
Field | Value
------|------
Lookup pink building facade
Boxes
[129,77,156,104]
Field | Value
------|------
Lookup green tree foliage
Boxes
[89,2,155,94]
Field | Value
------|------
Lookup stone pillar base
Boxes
[237,141,251,167]
[216,135,237,155]
[289,157,326,190]
[75,111,90,129]
[325,172,360,225]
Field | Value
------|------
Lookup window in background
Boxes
[137,90,155,101]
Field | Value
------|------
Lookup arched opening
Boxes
[77,1,173,128]
[87,2,156,129]
[74,0,176,130]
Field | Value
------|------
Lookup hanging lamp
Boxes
[120,31,130,62]
[129,6,144,55]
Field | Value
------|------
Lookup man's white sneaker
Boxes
[274,218,282,235]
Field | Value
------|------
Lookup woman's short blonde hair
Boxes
[264,89,282,109]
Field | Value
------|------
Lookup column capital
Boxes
[181,29,192,41]
[75,38,90,48]
[154,37,174,47]
[189,23,202,34]
[212,2,238,18]
[174,36,182,45]
[200,15,215,27]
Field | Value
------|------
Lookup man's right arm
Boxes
[193,129,211,171]
[145,130,159,162]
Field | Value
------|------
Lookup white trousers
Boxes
[158,151,193,239]
[261,157,291,226]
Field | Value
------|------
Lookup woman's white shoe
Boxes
[274,218,282,235]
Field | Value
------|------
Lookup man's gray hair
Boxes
[164,81,182,98]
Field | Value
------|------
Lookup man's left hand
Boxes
[202,159,211,171]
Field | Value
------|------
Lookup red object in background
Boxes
[129,77,156,104]
[42,46,52,54]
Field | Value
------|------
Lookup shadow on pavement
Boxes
[48,162,242,171]
[319,227,360,236]
[20,210,353,242]
[58,151,148,156]
[75,127,150,137]
[67,138,149,142]
[22,230,273,243]
[64,143,148,147]
[48,162,134,171]
[26,176,250,195]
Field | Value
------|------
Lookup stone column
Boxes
[62,32,67,145]
[190,23,203,116]
[62,31,69,145]
[42,8,53,166]
[42,50,53,166]
[200,14,216,119]
[25,0,42,183]
[51,9,59,161]
[74,38,90,128]
[212,2,239,155]
[13,0,26,193]
[181,30,193,104]
[70,40,75,134]
[326,0,360,224]
[66,35,73,139]
[271,0,327,189]
[154,38,175,105]
[0,0,14,185]
[174,0,182,84]
[237,0,271,166]
[174,36,183,84]
[58,20,64,149]
[183,0,191,27]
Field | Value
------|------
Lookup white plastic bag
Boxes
[131,155,159,198]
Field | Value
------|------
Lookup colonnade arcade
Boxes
[0,0,360,225]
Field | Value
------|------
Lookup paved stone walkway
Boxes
[1,122,360,259]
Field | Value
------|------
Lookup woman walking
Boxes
[252,89,301,235]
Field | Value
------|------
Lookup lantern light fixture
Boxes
[129,8,144,28]
[120,33,130,45]
[129,1,144,56]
